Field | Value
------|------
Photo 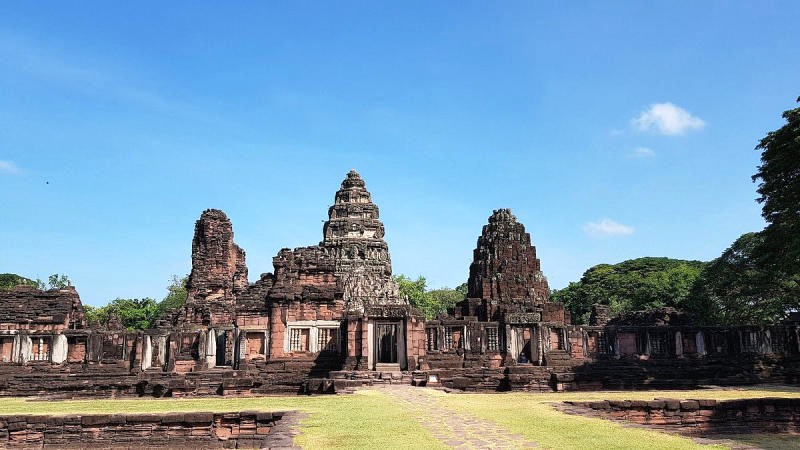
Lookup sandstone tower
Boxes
[322,169,405,314]
[460,208,550,321]
[183,209,248,326]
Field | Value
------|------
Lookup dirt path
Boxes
[381,385,538,449]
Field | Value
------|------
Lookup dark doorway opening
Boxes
[216,332,227,367]
[376,323,398,364]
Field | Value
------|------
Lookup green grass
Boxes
[0,390,445,449]
[435,387,800,450]
[1,386,800,449]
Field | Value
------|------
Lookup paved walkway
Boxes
[382,385,537,449]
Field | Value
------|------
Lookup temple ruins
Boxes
[1,170,799,396]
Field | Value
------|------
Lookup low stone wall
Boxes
[560,397,800,434]
[0,410,298,448]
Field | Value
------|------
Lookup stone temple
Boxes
[0,169,799,396]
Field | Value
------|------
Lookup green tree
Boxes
[84,299,159,330]
[688,232,799,325]
[550,257,707,324]
[34,273,72,290]
[157,275,188,318]
[0,273,38,290]
[752,97,800,292]
[393,275,466,319]
[83,275,188,330]
[393,275,433,317]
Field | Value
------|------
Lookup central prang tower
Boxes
[322,169,405,314]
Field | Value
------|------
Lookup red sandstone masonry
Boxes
[0,410,298,448]
[560,397,800,434]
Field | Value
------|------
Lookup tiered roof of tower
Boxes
[466,208,550,319]
[322,169,405,314]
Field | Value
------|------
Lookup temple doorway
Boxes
[375,322,398,364]
[215,332,227,367]
[513,326,539,364]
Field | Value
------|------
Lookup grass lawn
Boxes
[1,386,799,449]
[436,386,800,450]
[0,390,446,449]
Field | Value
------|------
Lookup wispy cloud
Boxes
[0,32,217,122]
[632,102,706,135]
[629,146,655,158]
[583,218,635,237]
[0,160,21,174]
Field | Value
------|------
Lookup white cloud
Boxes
[633,102,706,135]
[0,160,20,174]
[630,146,655,158]
[583,219,635,237]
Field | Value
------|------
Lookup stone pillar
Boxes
[11,334,21,364]
[695,331,706,356]
[141,335,153,370]
[20,336,32,363]
[674,331,683,357]
[366,321,374,370]
[52,334,68,364]
[205,330,216,368]
[397,320,407,370]
[238,332,248,362]
[158,336,167,368]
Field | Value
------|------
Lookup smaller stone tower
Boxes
[461,209,550,321]
[183,209,248,326]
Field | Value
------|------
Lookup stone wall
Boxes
[0,286,84,332]
[0,410,297,448]
[560,397,800,434]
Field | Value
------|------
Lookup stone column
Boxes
[397,320,407,370]
[366,320,374,370]
[52,334,68,364]
[674,331,683,357]
[695,331,706,356]
[205,330,216,368]
[141,335,152,370]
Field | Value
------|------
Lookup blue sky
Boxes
[1,2,797,306]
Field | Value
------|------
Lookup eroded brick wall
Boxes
[561,397,800,434]
[0,410,297,448]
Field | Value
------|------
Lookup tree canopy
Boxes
[393,275,466,319]
[687,232,798,325]
[0,273,38,290]
[550,257,707,325]
[0,273,73,290]
[83,275,188,330]
[751,97,800,294]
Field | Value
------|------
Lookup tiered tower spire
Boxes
[322,169,405,313]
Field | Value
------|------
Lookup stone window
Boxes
[426,328,438,351]
[486,327,499,351]
[550,328,564,350]
[67,337,87,363]
[648,332,667,356]
[596,333,610,355]
[0,337,13,363]
[318,328,338,352]
[741,331,759,353]
[771,330,786,354]
[707,331,728,354]
[31,336,51,361]
[245,332,266,357]
[289,328,310,352]
[444,327,462,351]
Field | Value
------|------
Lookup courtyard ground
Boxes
[1,385,800,449]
